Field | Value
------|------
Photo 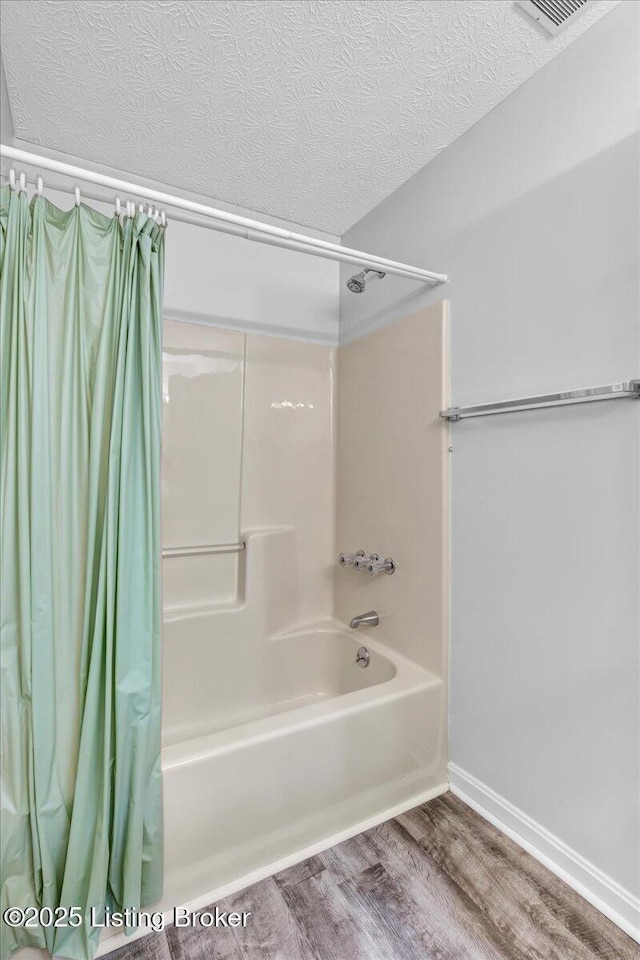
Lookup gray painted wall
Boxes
[340,1,639,905]
[1,58,14,144]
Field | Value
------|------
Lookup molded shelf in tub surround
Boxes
[161,527,293,621]
[162,528,306,743]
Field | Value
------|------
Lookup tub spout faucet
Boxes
[349,610,379,629]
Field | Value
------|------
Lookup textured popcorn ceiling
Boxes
[1,0,618,233]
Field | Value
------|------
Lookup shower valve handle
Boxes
[354,553,379,570]
[366,558,396,576]
[339,549,366,567]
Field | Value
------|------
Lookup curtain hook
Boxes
[74,187,81,207]
[19,172,26,193]
[9,168,16,191]
[36,176,44,196]
[161,210,166,227]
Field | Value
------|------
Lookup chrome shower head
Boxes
[347,271,367,294]
[346,268,385,294]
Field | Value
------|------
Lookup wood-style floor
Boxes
[111,792,639,960]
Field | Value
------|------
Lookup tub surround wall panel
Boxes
[338,0,640,923]
[156,299,448,943]
[162,553,240,612]
[241,336,336,627]
[162,322,244,548]
[161,329,337,739]
[160,329,335,616]
[335,302,450,679]
[161,322,245,608]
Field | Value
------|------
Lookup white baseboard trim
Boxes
[448,763,640,945]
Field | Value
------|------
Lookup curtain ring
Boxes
[19,172,26,194]
[115,197,121,218]
[36,176,44,196]
[161,210,166,227]
[74,187,81,207]
[9,168,16,191]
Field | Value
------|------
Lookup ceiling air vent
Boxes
[516,0,590,36]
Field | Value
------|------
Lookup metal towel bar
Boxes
[440,380,640,422]
[162,542,245,558]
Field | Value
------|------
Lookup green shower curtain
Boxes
[0,186,164,959]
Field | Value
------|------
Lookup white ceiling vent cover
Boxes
[517,0,590,36]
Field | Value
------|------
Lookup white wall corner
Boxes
[448,763,640,945]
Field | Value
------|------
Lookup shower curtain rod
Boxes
[0,145,448,285]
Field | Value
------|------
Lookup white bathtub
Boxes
[97,624,445,954]
[163,627,396,744]
[159,624,444,899]
[96,531,447,955]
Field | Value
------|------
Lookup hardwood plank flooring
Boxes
[110,792,639,960]
[276,862,397,960]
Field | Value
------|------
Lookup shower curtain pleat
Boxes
[0,186,164,960]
